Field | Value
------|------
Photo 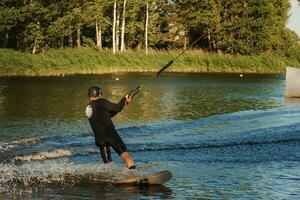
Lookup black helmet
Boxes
[88,86,102,97]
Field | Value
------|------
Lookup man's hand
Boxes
[125,94,132,104]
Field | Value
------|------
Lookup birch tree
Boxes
[84,0,109,50]
[116,4,120,51]
[145,2,149,54]
[112,0,117,54]
[120,0,127,52]
[95,20,102,49]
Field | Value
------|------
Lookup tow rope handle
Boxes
[129,86,143,98]
[126,85,143,104]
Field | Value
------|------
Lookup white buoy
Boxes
[285,66,300,98]
[115,78,119,81]
[240,74,243,77]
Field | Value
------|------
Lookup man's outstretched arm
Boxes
[103,95,131,115]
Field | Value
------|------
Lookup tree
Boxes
[112,0,117,53]
[145,2,149,54]
[120,0,127,51]
[82,0,110,50]
[20,0,49,53]
[47,0,90,48]
[0,6,18,48]
[0,0,297,54]
[155,0,218,49]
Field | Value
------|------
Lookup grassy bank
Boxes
[0,47,300,76]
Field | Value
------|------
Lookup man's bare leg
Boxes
[120,152,136,169]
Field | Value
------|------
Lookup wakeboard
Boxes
[111,170,172,186]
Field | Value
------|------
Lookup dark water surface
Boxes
[0,73,299,199]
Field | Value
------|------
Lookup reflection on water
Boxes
[0,184,173,200]
[285,97,300,106]
[0,73,284,142]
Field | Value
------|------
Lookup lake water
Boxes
[0,73,299,199]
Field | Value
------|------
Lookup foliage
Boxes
[0,0,298,55]
[82,36,95,47]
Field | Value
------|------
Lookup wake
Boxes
[0,106,299,191]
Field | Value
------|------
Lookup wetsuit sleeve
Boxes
[102,97,126,114]
[110,111,118,117]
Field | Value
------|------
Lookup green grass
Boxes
[0,47,299,76]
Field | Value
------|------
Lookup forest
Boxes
[0,0,299,55]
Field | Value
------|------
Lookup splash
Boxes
[0,161,139,194]
[0,138,41,153]
[9,149,72,163]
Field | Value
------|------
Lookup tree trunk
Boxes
[76,28,81,47]
[116,5,120,51]
[208,29,212,50]
[4,31,9,48]
[60,37,64,48]
[145,3,149,54]
[96,20,102,50]
[68,36,73,47]
[120,0,127,52]
[184,27,187,50]
[112,0,117,54]
[32,38,38,54]
[32,21,40,54]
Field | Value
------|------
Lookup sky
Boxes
[287,0,300,37]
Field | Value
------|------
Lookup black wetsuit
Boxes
[86,97,127,163]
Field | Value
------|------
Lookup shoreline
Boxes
[0,70,286,78]
[0,48,299,77]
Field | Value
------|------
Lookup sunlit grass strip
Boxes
[0,47,299,76]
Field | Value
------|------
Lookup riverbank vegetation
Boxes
[0,0,299,76]
[1,47,299,76]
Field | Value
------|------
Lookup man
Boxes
[86,86,136,169]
